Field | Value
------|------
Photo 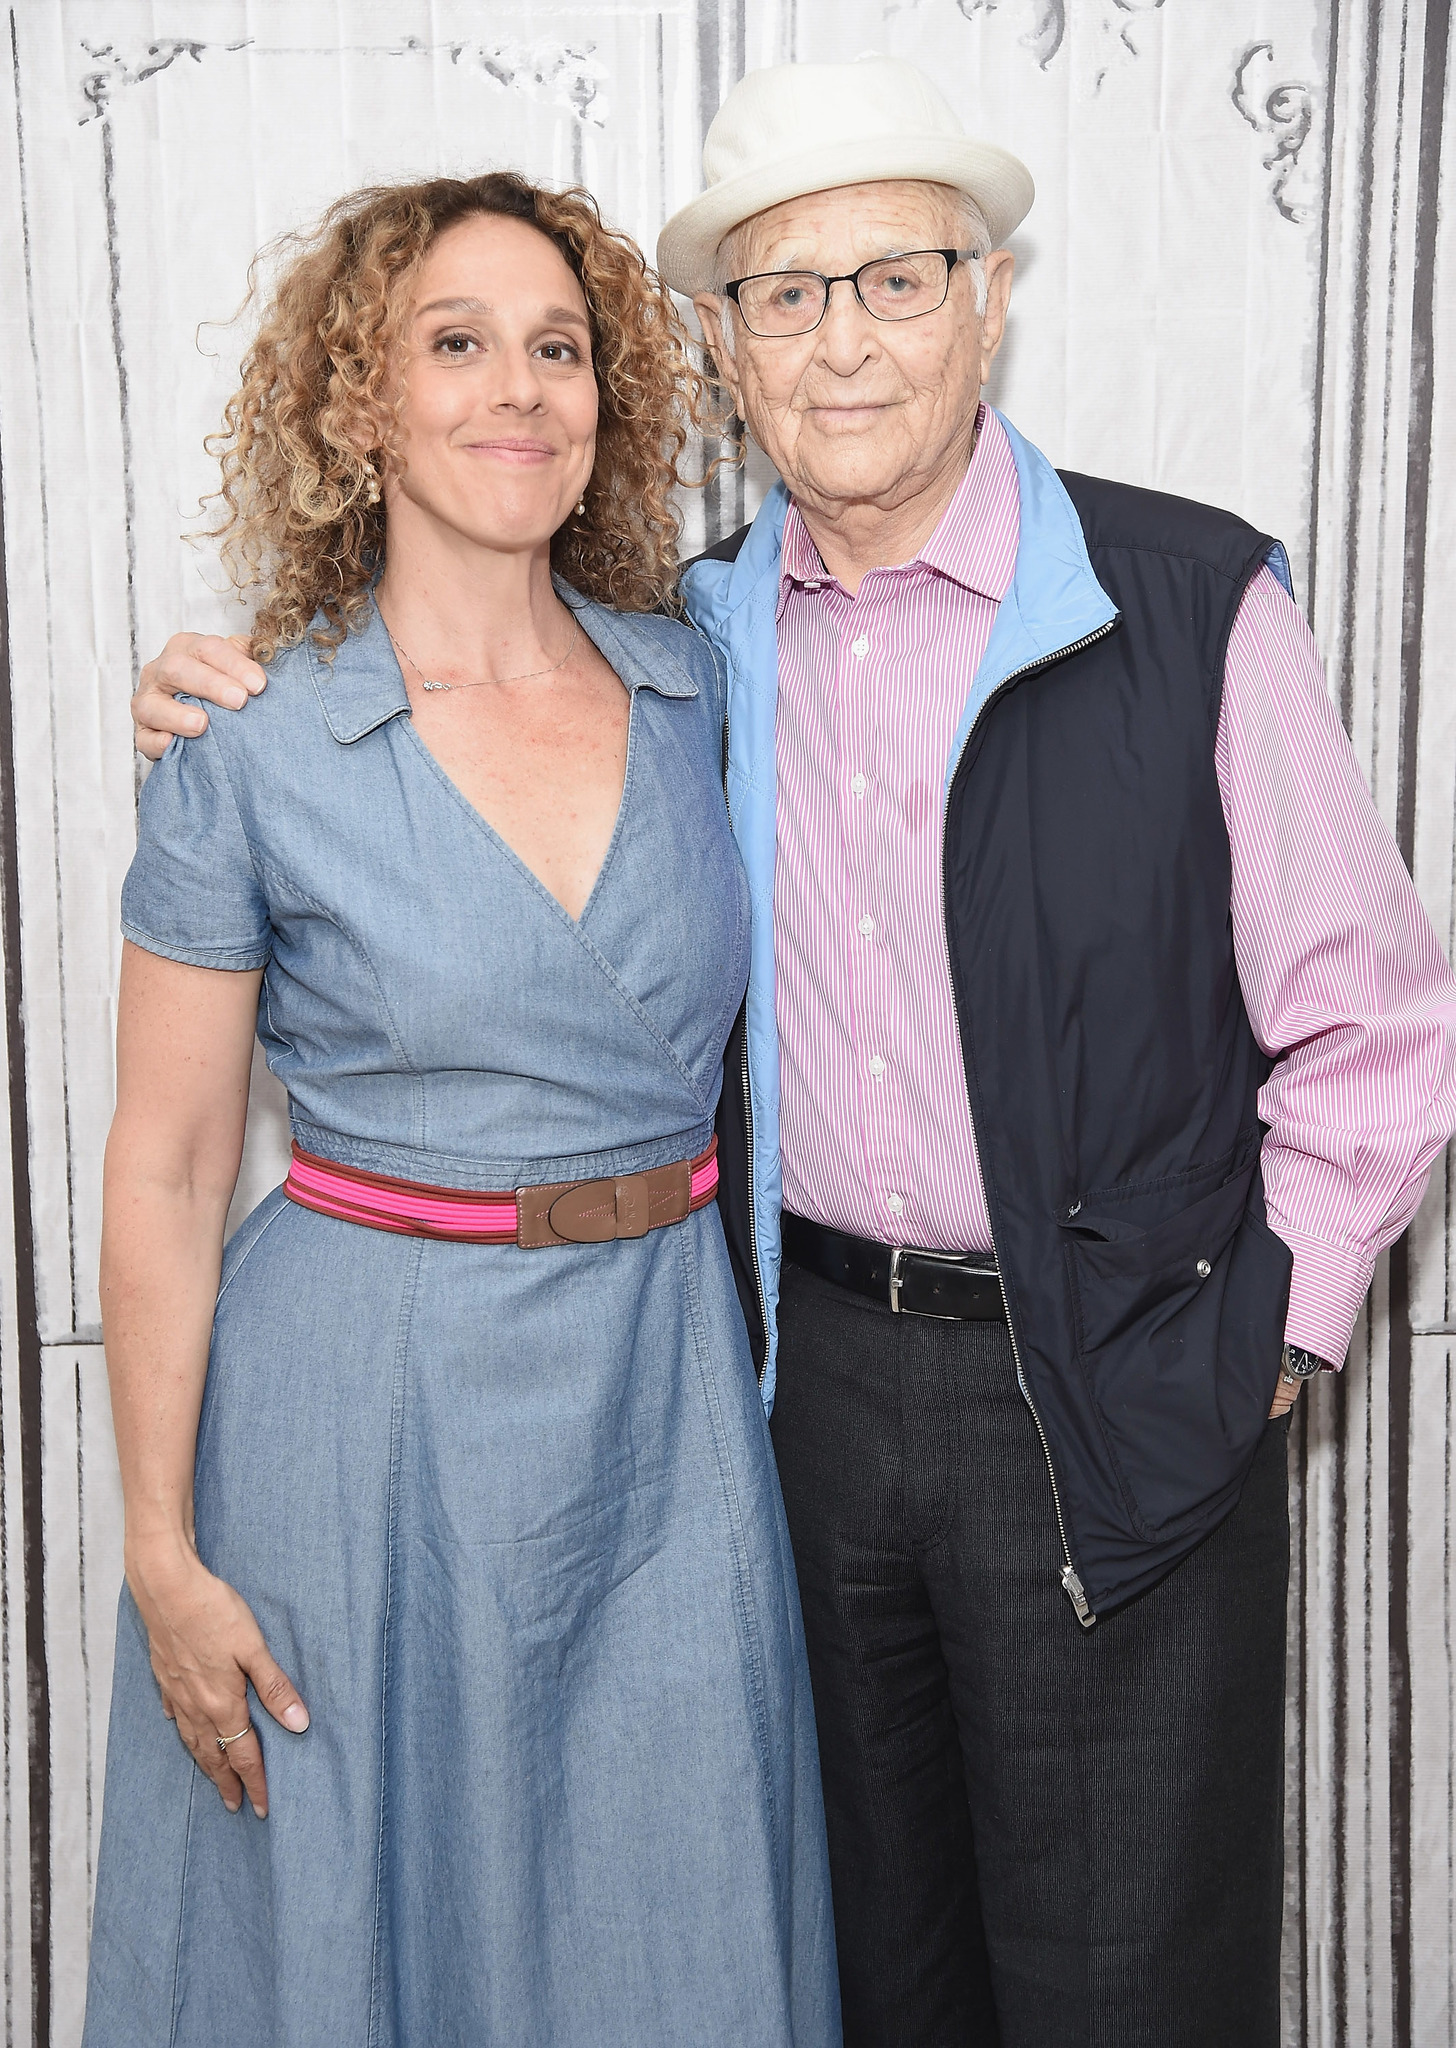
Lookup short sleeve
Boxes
[120,718,272,970]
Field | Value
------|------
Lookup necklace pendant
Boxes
[419,677,451,692]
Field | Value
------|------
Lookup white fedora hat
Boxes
[656,55,1034,297]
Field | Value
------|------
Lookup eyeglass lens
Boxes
[734,251,953,335]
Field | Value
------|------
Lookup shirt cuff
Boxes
[1265,1220,1375,1366]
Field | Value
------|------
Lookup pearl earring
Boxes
[577,497,586,516]
[363,462,381,506]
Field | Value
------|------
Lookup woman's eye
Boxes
[536,341,581,363]
[435,332,479,357]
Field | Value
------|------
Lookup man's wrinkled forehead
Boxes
[724,178,971,277]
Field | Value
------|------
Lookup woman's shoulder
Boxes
[182,643,299,796]
[205,619,397,774]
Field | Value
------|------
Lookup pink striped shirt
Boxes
[772,406,1456,1364]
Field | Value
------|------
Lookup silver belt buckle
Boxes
[889,1245,992,1319]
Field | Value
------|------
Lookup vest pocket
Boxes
[1062,1146,1293,1540]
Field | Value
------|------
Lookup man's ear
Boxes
[978,250,1015,384]
[693,293,746,417]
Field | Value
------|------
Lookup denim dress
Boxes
[83,596,840,2047]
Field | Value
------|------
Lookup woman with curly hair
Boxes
[84,172,838,2046]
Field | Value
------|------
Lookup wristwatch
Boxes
[1281,1343,1331,1384]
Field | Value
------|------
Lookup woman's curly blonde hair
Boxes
[206,172,728,661]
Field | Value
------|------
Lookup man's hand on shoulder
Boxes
[132,634,267,761]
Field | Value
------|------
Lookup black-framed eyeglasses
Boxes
[723,247,981,337]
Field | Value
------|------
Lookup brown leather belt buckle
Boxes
[516,1159,693,1248]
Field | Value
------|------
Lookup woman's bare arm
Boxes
[102,941,307,1818]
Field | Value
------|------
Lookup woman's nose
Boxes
[484,347,547,410]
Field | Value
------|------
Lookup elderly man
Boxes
[131,55,1456,2048]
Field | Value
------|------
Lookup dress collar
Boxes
[309,578,698,745]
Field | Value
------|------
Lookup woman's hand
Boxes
[127,1531,308,1819]
[131,634,267,761]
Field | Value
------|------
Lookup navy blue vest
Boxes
[711,472,1294,1613]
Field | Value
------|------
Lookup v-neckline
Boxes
[399,681,636,929]
[315,589,701,925]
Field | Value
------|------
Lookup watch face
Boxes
[1284,1346,1327,1379]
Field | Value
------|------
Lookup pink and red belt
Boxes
[284,1138,719,1249]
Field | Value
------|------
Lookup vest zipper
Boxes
[938,620,1120,1630]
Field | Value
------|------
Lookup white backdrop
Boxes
[0,2,1449,2041]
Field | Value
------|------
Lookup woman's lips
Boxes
[467,439,558,463]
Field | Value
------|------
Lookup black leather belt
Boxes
[782,1213,1006,1322]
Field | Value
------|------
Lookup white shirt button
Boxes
[851,634,870,660]
[858,914,875,938]
[868,1055,886,1078]
[850,773,867,799]
[887,1192,905,1217]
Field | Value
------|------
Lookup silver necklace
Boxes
[379,604,581,694]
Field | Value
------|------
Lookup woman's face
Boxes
[385,213,598,557]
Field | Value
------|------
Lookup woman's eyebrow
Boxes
[414,295,589,327]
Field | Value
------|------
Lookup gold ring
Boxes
[216,1724,252,1752]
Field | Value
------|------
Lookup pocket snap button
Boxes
[1196,1258,1212,1278]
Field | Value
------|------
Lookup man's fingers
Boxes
[153,631,265,702]
[131,683,211,745]
[1268,1379,1303,1419]
[140,649,246,714]
[130,632,267,760]
[174,634,267,703]
[245,1646,310,1735]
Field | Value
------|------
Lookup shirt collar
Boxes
[310,578,697,744]
[776,402,1020,616]
[309,601,409,744]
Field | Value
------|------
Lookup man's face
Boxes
[695,180,1013,525]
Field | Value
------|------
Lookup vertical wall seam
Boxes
[73,1364,92,1931]
[8,8,75,1337]
[98,119,139,700]
[1388,1238,1414,2047]
[1332,0,1384,736]
[1294,1393,1309,2044]
[696,0,747,546]
[1389,3,1451,2032]
[0,233,50,2048]
[1305,0,1342,621]
[1330,1363,1349,2041]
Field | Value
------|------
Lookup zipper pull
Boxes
[1061,1563,1096,1628]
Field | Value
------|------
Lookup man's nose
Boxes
[816,279,879,374]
